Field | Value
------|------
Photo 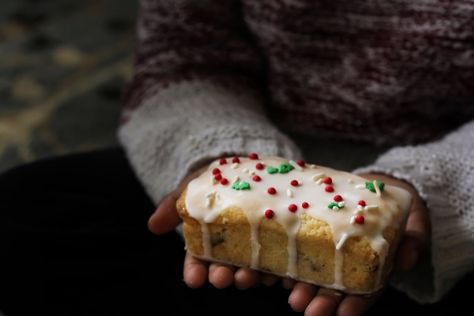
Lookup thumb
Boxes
[148,165,209,235]
[396,206,430,272]
[396,233,425,272]
[148,192,182,235]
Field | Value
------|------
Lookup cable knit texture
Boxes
[356,121,474,303]
[119,0,474,304]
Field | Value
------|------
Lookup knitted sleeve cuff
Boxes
[355,122,474,303]
[118,80,302,204]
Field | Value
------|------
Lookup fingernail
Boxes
[288,293,294,306]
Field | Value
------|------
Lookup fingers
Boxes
[337,292,381,316]
[396,232,425,272]
[148,167,207,235]
[304,288,344,316]
[287,285,379,316]
[282,277,296,289]
[288,282,318,312]
[208,263,235,289]
[396,205,430,271]
[183,253,208,288]
[234,268,260,289]
[148,193,181,235]
[406,196,431,238]
[186,259,273,290]
[261,273,279,287]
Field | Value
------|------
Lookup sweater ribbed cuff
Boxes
[118,80,302,204]
[355,145,474,303]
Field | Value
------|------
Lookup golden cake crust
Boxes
[177,190,399,293]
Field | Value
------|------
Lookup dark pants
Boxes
[0,149,470,315]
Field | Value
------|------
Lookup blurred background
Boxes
[0,0,137,173]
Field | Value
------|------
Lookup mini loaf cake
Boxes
[177,154,411,294]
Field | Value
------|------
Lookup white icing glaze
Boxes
[286,217,300,278]
[336,233,349,250]
[185,157,412,292]
[249,217,261,269]
[372,236,389,285]
[250,223,260,268]
[334,246,345,288]
[199,219,211,258]
[373,180,382,196]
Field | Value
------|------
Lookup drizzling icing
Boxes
[185,156,411,290]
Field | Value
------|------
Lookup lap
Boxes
[0,147,153,232]
[0,148,179,314]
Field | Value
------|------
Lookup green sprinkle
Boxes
[328,202,338,209]
[365,181,385,193]
[267,162,294,175]
[278,163,294,174]
[327,202,344,210]
[267,166,278,174]
[232,181,251,190]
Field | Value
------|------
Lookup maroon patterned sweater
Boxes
[122,0,474,145]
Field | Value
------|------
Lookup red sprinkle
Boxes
[333,195,343,202]
[322,177,333,184]
[290,180,299,187]
[265,209,274,219]
[232,156,240,163]
[296,159,305,167]
[255,162,264,170]
[248,152,259,160]
[214,174,222,181]
[355,215,365,224]
[267,187,277,195]
[325,185,334,193]
[358,200,366,207]
[288,204,298,213]
[219,158,227,165]
[212,168,221,175]
[302,202,309,209]
[220,178,229,185]
[252,175,261,182]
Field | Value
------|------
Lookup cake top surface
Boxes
[186,155,411,238]
[184,154,412,289]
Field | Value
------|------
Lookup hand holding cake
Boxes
[178,154,412,293]
[148,153,430,315]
